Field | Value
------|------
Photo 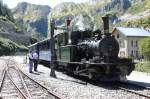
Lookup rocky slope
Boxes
[0,16,30,55]
[0,17,31,45]
[13,2,51,38]
[0,1,31,55]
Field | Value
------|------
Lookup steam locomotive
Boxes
[29,16,135,81]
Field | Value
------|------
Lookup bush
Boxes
[139,37,150,61]
[0,37,28,56]
[135,62,150,73]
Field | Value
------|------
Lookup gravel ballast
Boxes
[1,56,148,99]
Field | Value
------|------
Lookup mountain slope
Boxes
[12,0,149,39]
[0,2,29,55]
[13,2,51,38]
[0,17,31,45]
[48,0,149,35]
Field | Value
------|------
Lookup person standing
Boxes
[28,51,33,73]
[33,51,39,72]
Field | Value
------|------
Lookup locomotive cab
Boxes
[55,32,78,62]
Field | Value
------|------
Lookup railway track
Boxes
[0,68,27,99]
[0,57,63,99]
[77,75,150,99]
[117,81,150,99]
[1,57,150,99]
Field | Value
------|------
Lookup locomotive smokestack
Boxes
[102,16,110,36]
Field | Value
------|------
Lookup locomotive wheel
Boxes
[88,73,93,79]
[120,75,127,81]
[88,72,98,80]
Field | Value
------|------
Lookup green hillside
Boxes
[0,37,28,55]
[127,0,150,14]
[116,15,150,28]
[0,1,29,55]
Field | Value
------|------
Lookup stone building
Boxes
[112,27,150,58]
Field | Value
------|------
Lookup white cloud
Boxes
[3,0,19,8]
[3,0,88,9]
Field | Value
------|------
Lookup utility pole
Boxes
[50,19,56,78]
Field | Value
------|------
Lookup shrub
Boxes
[135,62,150,73]
[139,37,150,61]
[0,37,28,56]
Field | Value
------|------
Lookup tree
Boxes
[0,1,2,15]
[139,37,150,61]
[3,4,14,22]
[0,2,14,22]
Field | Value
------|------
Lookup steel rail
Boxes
[118,86,150,98]
[117,82,150,99]
[7,58,32,99]
[4,57,29,99]
[6,71,28,99]
[0,67,6,92]
[17,68,32,99]
[9,67,32,99]
[11,58,63,99]
[19,69,63,99]
[3,57,63,99]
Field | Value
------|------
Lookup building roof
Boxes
[114,27,150,37]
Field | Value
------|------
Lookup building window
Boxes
[120,51,125,57]
[131,50,134,57]
[135,40,138,47]
[119,41,125,48]
[131,40,134,47]
[136,51,138,57]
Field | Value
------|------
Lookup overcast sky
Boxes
[3,0,88,9]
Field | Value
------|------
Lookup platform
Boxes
[126,71,150,88]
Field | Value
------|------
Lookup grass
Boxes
[135,61,150,73]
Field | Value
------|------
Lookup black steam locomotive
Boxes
[29,16,135,81]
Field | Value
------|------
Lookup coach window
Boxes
[43,42,47,50]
